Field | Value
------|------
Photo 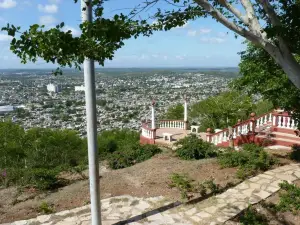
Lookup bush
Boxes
[108,144,161,169]
[97,129,139,159]
[175,134,217,160]
[290,144,300,161]
[240,206,268,225]
[0,122,87,190]
[169,173,220,201]
[218,144,277,179]
[276,181,300,213]
[38,201,55,214]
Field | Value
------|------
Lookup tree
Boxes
[2,1,300,90]
[163,103,184,120]
[190,91,254,131]
[231,43,300,124]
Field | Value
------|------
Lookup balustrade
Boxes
[158,120,185,130]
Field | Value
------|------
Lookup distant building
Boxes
[0,105,15,115]
[47,83,61,93]
[75,85,85,92]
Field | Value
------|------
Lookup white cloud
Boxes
[199,28,212,34]
[187,30,197,37]
[63,25,81,37]
[200,37,226,43]
[39,15,57,25]
[0,0,17,9]
[38,4,58,13]
[0,34,12,41]
[163,56,168,60]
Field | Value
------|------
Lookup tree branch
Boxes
[217,0,249,26]
[240,0,262,35]
[256,0,281,27]
[194,0,260,43]
[256,0,290,54]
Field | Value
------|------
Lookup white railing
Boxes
[274,114,298,129]
[256,112,273,128]
[158,120,185,130]
[208,120,255,145]
[141,126,155,139]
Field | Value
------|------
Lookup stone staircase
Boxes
[256,125,300,147]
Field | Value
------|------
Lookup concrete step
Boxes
[272,132,300,141]
[272,127,298,135]
[271,137,300,147]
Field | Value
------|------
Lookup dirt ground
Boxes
[0,148,296,223]
[228,180,300,225]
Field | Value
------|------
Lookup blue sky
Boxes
[0,0,246,69]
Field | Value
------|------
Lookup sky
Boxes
[0,0,246,69]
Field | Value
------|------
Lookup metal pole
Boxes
[81,1,102,224]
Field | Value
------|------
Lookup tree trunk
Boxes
[264,43,300,89]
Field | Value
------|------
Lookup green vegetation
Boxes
[174,134,217,160]
[232,43,300,126]
[218,144,278,179]
[240,206,268,225]
[0,122,87,190]
[97,129,161,169]
[163,103,184,120]
[290,144,300,162]
[0,123,161,190]
[38,202,55,214]
[276,181,300,213]
[169,173,220,201]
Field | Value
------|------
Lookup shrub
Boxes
[38,201,55,214]
[175,134,217,160]
[169,173,220,201]
[108,144,161,169]
[276,181,300,213]
[218,144,277,179]
[240,206,268,225]
[290,144,300,161]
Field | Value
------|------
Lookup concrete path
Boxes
[6,163,300,225]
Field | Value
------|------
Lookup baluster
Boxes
[268,113,272,123]
[282,116,287,128]
[291,119,295,129]
[223,131,227,142]
[256,119,260,128]
[249,122,253,132]
[278,116,282,127]
[287,117,291,129]
[260,117,263,126]
[237,126,240,136]
[265,115,268,124]
[273,115,277,126]
[233,128,237,138]
[219,133,223,143]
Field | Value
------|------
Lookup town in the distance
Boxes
[0,68,236,136]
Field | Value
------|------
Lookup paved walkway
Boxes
[6,164,300,225]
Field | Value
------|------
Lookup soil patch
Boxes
[0,148,296,223]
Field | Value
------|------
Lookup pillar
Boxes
[184,95,188,130]
[151,100,155,129]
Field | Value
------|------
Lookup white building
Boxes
[47,83,61,93]
[75,85,85,92]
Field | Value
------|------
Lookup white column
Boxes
[184,98,188,122]
[151,102,155,129]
